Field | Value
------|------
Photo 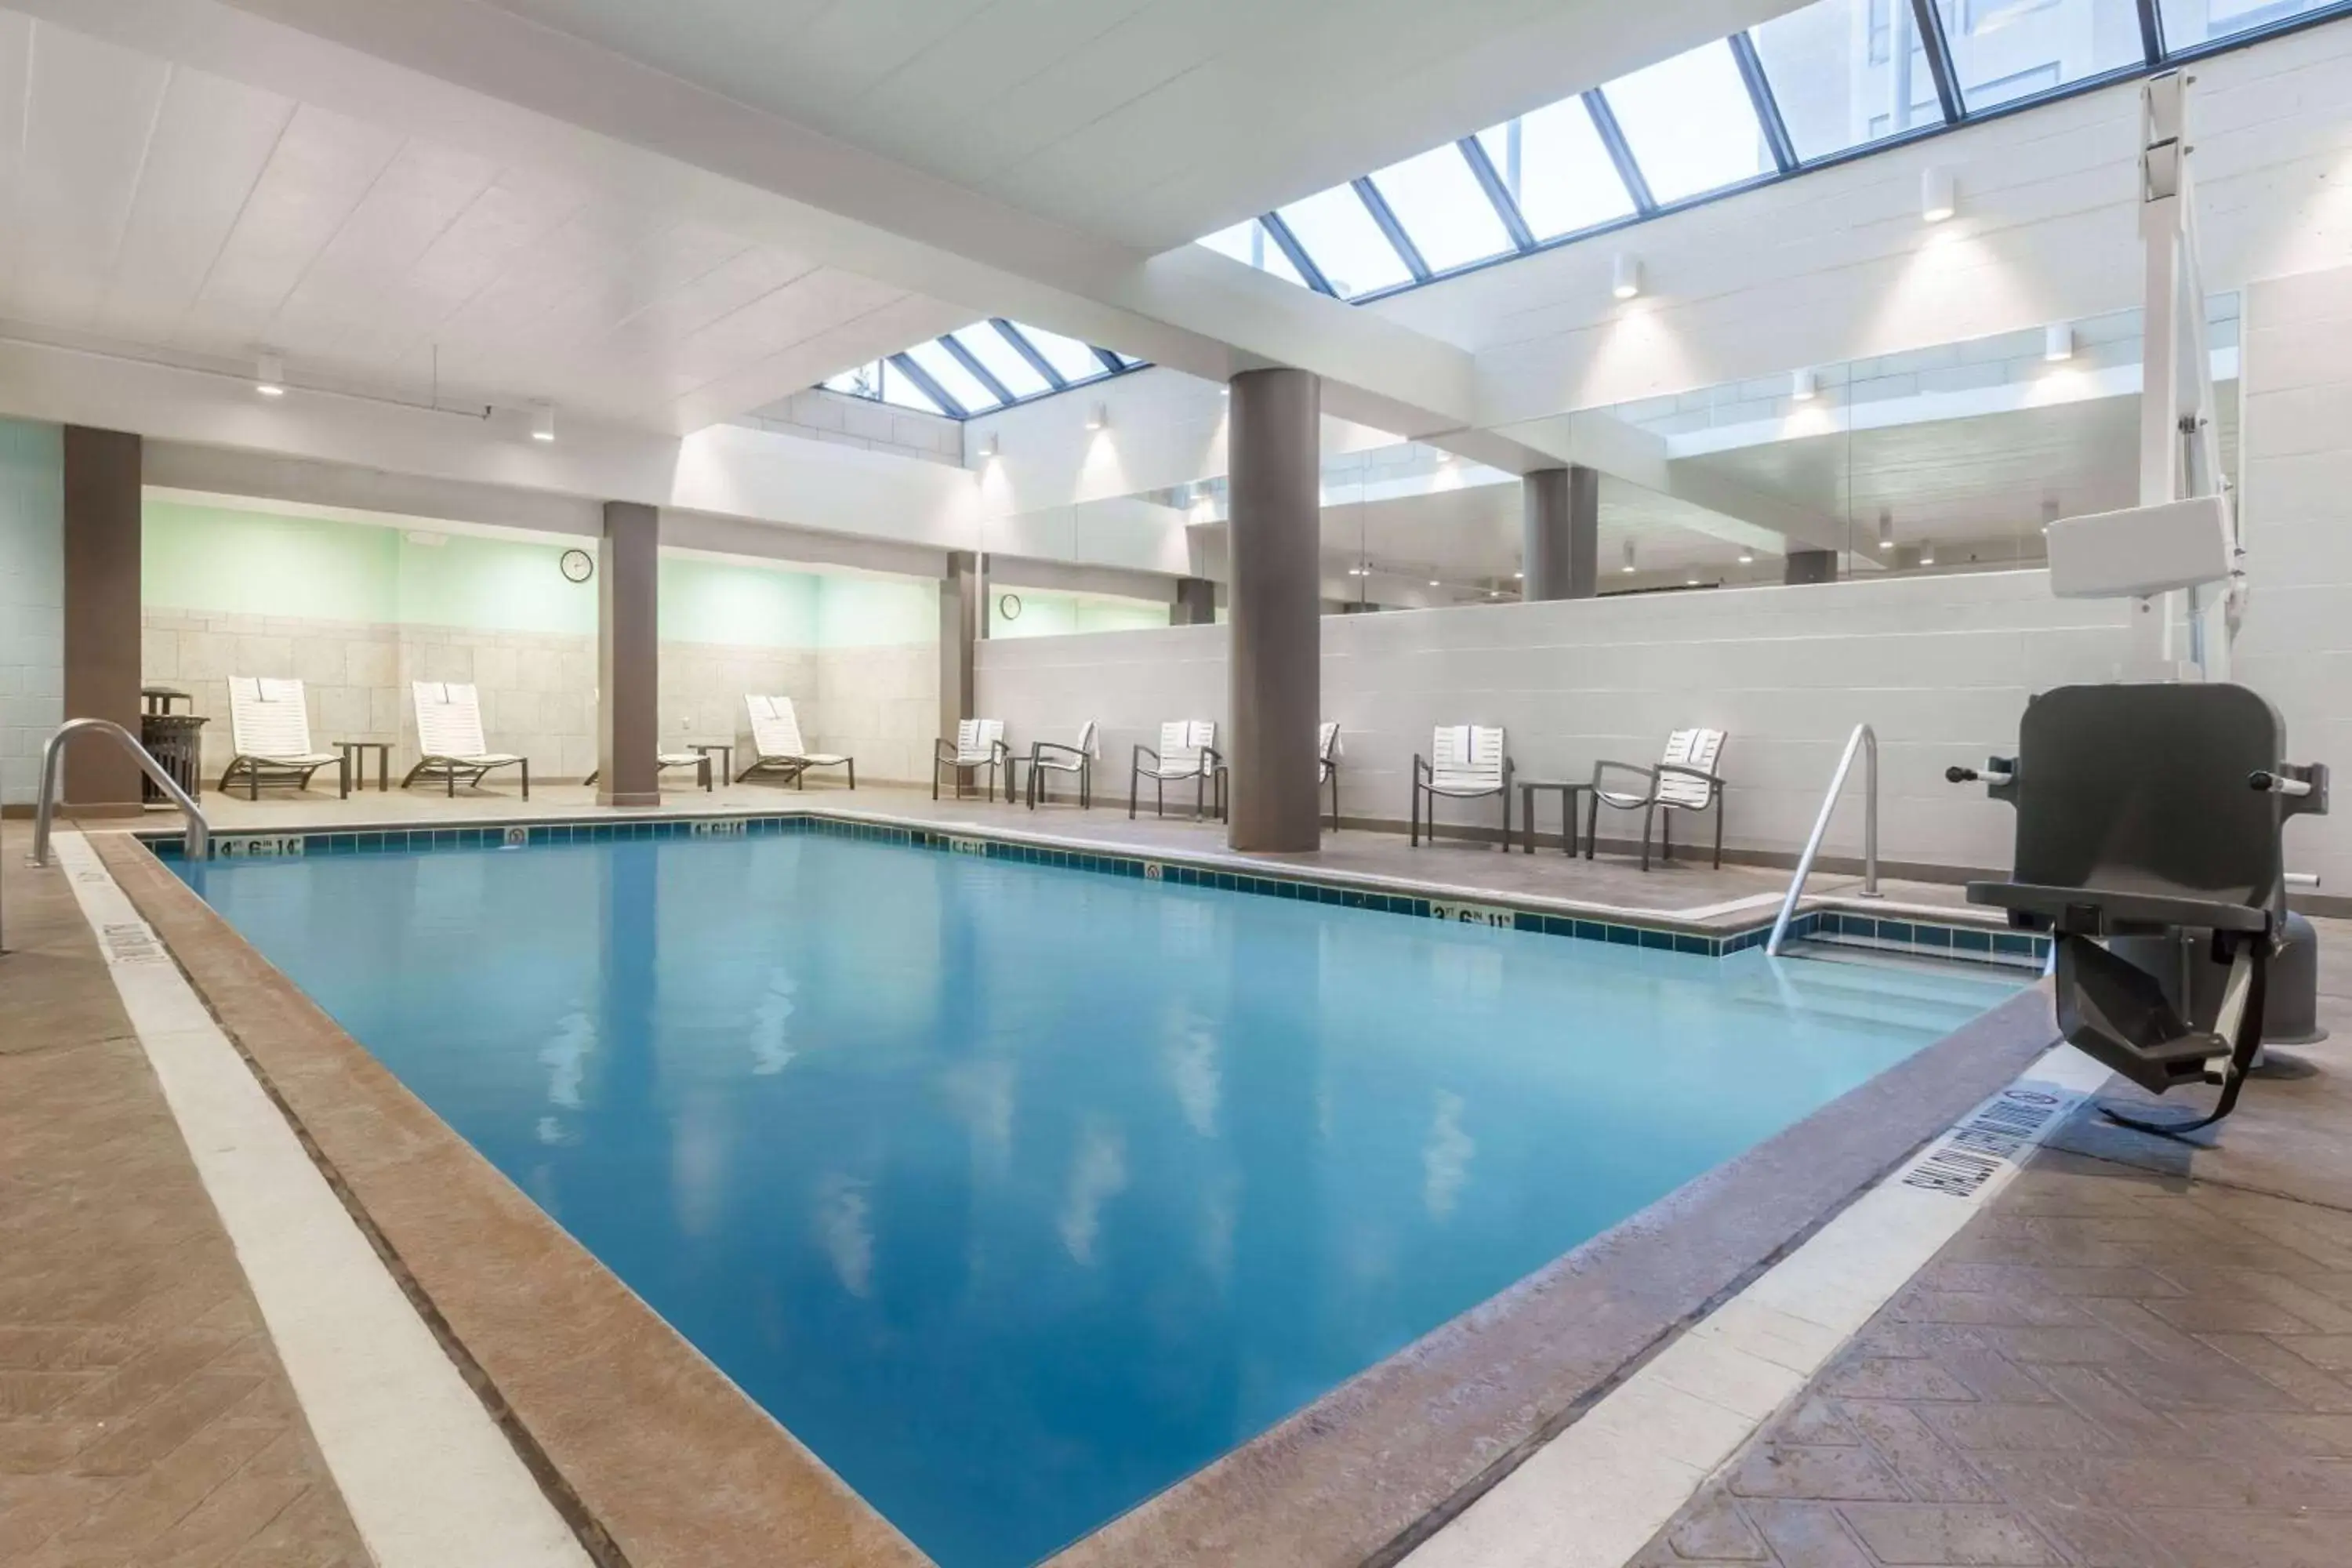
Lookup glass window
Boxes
[1599,39,1773,205]
[1010,322,1112,385]
[1198,219,1310,287]
[1933,0,2143,111]
[1475,98,1637,239]
[950,322,1052,398]
[1751,0,1946,162]
[1365,144,1515,273]
[877,359,942,415]
[903,339,1000,413]
[2157,0,2333,46]
[823,361,880,399]
[1274,184,1414,297]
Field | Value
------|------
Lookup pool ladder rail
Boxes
[27,716,213,869]
[1765,722,1880,959]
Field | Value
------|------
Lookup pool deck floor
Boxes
[7,790,2351,1568]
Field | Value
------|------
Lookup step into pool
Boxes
[175,830,2020,1567]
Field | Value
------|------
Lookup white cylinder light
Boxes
[1878,510,1895,552]
[255,350,285,397]
[1611,253,1643,300]
[1922,166,1957,223]
[2044,323,2075,362]
[1791,367,1817,402]
[1621,538,1638,575]
[1085,401,1109,431]
[532,402,557,443]
[979,431,1000,459]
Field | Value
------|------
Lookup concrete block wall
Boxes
[977,571,2136,873]
[0,419,63,805]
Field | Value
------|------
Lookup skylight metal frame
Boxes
[1200,0,2351,307]
[818,318,1149,420]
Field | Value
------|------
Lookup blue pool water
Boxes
[178,833,2018,1566]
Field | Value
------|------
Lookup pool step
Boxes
[1780,932,2042,977]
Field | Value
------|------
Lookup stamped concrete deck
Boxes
[1632,924,2352,1568]
[0,822,368,1566]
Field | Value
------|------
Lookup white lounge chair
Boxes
[403,681,529,798]
[1589,728,1728,870]
[933,718,1009,801]
[1411,724,1512,848]
[220,677,347,800]
[1022,720,1099,809]
[583,753,714,792]
[1319,720,1344,831]
[1130,720,1222,820]
[739,695,854,789]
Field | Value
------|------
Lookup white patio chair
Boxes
[1588,728,1729,870]
[933,718,1010,801]
[1319,720,1344,831]
[1411,724,1512,848]
[1130,720,1223,820]
[403,682,528,797]
[1024,720,1100,809]
[739,695,854,789]
[220,677,347,800]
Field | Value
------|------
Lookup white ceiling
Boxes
[464,0,1809,252]
[0,11,967,432]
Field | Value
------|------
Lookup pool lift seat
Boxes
[1952,683,2327,1138]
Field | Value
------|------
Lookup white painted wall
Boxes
[0,418,64,806]
[978,571,2135,873]
[2233,263,2352,896]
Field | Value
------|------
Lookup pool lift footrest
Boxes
[2053,925,2263,1136]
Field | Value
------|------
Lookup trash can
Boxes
[140,713,208,804]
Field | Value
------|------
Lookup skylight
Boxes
[1191,0,2349,303]
[815,319,1142,419]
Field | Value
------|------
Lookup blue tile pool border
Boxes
[135,815,2047,970]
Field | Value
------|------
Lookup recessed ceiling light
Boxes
[1512,570,1524,579]
[255,350,285,397]
[1686,578,1700,586]
[1738,552,1755,564]
[1428,579,1441,588]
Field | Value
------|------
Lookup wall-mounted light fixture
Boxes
[254,350,285,397]
[1878,510,1895,551]
[1611,253,1643,300]
[1737,552,1755,564]
[1791,366,1817,403]
[1918,539,1936,566]
[2044,323,2075,363]
[979,432,1000,459]
[1922,166,1957,223]
[1085,401,1108,431]
[1621,539,1637,575]
[532,402,557,443]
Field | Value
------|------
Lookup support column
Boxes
[1227,368,1322,852]
[940,550,982,739]
[1784,548,1837,586]
[1171,576,1216,626]
[1522,465,1598,601]
[62,426,143,814]
[596,501,659,807]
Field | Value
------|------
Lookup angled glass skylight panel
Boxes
[1198,219,1309,288]
[1599,39,1773,205]
[1932,0,2143,111]
[1274,185,1414,297]
[1474,98,1636,241]
[949,323,1052,398]
[1013,322,1113,385]
[824,361,881,398]
[2159,0,2337,47]
[1365,145,1515,273]
[877,359,942,414]
[1751,0,1947,162]
[904,339,1000,412]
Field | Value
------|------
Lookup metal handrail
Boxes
[31,718,211,866]
[1765,722,1879,957]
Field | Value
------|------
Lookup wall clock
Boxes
[997,592,1023,621]
[560,548,594,583]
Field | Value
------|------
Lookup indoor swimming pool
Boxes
[175,829,2022,1567]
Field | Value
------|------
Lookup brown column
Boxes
[596,502,660,806]
[62,426,143,814]
[1523,466,1599,601]
[941,550,982,738]
[1226,367,1323,852]
[1171,576,1217,626]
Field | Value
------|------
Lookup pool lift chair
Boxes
[1951,683,2326,1138]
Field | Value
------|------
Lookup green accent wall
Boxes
[401,532,597,635]
[989,587,1171,639]
[659,555,818,648]
[144,501,400,622]
[817,574,938,648]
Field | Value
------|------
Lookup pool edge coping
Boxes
[105,825,2061,1568]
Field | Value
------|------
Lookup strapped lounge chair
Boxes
[403,681,529,797]
[1131,720,1223,820]
[934,719,1010,801]
[738,695,854,789]
[1588,728,1727,871]
[1319,721,1344,831]
[1024,720,1099,809]
[583,753,713,792]
[220,677,347,800]
[1411,724,1512,848]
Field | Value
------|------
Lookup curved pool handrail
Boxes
[31,717,211,867]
